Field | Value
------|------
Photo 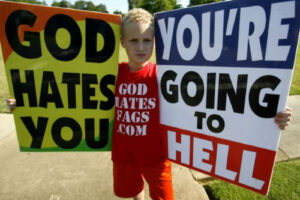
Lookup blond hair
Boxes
[121,8,154,37]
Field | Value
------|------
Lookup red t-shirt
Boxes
[111,62,166,166]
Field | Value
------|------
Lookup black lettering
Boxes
[82,74,98,109]
[161,70,178,103]
[21,117,48,148]
[207,114,224,133]
[6,10,41,58]
[86,18,115,63]
[206,73,216,109]
[218,74,247,113]
[39,71,63,108]
[100,75,115,110]
[52,117,82,149]
[85,118,109,148]
[249,75,280,118]
[194,111,206,130]
[181,71,204,106]
[44,14,81,61]
[11,69,37,107]
[62,73,80,108]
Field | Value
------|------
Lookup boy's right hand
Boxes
[6,97,16,112]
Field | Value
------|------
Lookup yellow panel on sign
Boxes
[0,1,121,151]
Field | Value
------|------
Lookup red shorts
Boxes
[113,160,174,200]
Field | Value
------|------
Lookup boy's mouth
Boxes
[136,53,146,57]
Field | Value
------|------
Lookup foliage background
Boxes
[5,0,222,14]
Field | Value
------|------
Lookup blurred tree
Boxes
[5,0,108,12]
[113,10,124,15]
[73,0,85,10]
[86,1,96,11]
[51,0,70,7]
[6,0,47,5]
[72,0,108,12]
[128,0,140,10]
[95,3,108,13]
[139,0,178,14]
[189,0,222,6]
[174,3,183,9]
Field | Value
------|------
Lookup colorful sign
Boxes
[0,1,121,151]
[155,0,299,195]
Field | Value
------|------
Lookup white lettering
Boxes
[238,6,266,61]
[215,144,237,181]
[141,111,149,122]
[168,131,190,165]
[135,125,147,136]
[118,124,147,136]
[137,83,147,95]
[239,150,265,189]
[265,1,295,61]
[158,18,175,60]
[126,125,135,136]
[121,110,131,123]
[148,98,156,109]
[202,10,224,61]
[118,83,147,95]
[192,138,213,172]
[176,14,199,61]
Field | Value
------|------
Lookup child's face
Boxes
[121,22,154,68]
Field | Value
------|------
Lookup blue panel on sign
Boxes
[154,0,300,69]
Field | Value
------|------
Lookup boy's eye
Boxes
[129,39,138,43]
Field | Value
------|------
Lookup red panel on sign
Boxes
[161,125,276,195]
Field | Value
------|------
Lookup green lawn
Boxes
[204,159,300,200]
[290,42,300,95]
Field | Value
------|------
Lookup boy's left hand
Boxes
[274,108,292,130]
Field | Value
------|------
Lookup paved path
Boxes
[0,95,299,200]
[0,132,208,200]
[0,119,209,200]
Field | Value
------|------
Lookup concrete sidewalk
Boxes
[0,96,299,200]
[0,120,209,200]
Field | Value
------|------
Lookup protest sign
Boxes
[155,0,299,195]
[0,1,121,151]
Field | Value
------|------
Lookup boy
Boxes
[110,8,293,200]
[6,7,292,200]
[111,8,174,200]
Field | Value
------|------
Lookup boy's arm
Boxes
[274,108,292,130]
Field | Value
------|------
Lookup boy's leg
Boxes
[142,160,174,200]
[113,162,144,198]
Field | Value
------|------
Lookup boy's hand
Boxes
[6,97,16,112]
[274,108,292,130]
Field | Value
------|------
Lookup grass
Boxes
[204,159,300,200]
[290,42,300,95]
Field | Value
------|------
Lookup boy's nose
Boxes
[138,41,144,50]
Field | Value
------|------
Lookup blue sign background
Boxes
[155,0,300,69]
